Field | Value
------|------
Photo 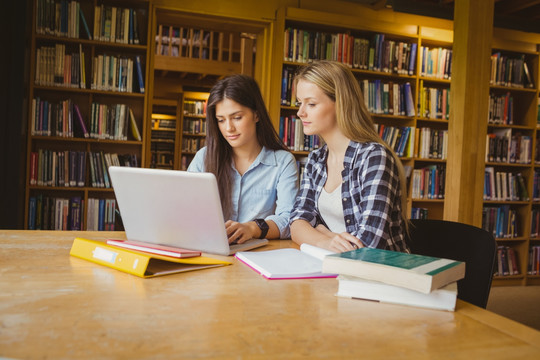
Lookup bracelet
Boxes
[254,219,269,239]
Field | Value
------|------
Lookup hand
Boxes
[326,232,364,253]
[225,220,258,244]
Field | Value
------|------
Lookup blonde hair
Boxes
[295,60,409,228]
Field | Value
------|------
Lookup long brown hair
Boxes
[295,60,409,228]
[204,74,288,219]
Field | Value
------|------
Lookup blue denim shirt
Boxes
[188,146,299,238]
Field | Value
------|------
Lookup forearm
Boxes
[265,220,280,240]
[290,220,332,248]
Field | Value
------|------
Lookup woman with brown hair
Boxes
[188,74,298,243]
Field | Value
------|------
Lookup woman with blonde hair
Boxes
[290,60,410,253]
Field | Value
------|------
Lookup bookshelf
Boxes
[485,39,540,286]
[180,92,209,170]
[270,7,540,287]
[145,7,268,170]
[272,7,451,221]
[25,0,150,230]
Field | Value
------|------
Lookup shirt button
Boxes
[346,219,351,224]
[343,198,347,202]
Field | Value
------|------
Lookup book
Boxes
[235,243,338,280]
[135,55,145,93]
[336,275,457,311]
[70,237,231,278]
[73,103,89,138]
[79,7,92,40]
[322,247,465,294]
[107,239,201,258]
[129,108,142,141]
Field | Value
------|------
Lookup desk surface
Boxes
[2,230,540,359]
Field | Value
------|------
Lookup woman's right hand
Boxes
[315,225,363,252]
[326,232,364,253]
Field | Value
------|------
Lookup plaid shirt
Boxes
[290,140,409,252]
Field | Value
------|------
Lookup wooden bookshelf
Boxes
[272,7,450,221]
[179,91,209,170]
[269,6,540,287]
[25,0,150,230]
[485,41,540,286]
[144,7,271,170]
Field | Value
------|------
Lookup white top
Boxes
[318,184,346,233]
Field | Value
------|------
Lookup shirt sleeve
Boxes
[289,151,320,227]
[186,147,206,172]
[264,152,299,239]
[350,146,401,249]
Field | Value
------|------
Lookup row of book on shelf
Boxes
[283,28,454,79]
[236,243,464,311]
[31,98,142,141]
[184,100,207,116]
[482,205,518,239]
[29,150,137,188]
[529,246,540,275]
[183,118,206,134]
[279,115,321,152]
[377,125,448,160]
[483,168,529,201]
[35,44,145,93]
[36,0,142,45]
[411,207,429,219]
[182,138,206,154]
[418,82,450,120]
[283,29,418,76]
[486,129,532,164]
[488,92,515,125]
[495,246,519,277]
[280,114,448,160]
[411,164,446,200]
[281,67,417,117]
[28,195,116,231]
[490,53,534,89]
[155,25,217,59]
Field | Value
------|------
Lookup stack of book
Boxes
[322,248,466,311]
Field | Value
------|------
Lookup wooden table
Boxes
[2,230,540,359]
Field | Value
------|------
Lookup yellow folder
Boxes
[70,237,231,278]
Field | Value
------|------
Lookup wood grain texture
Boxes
[444,0,494,226]
[2,230,540,359]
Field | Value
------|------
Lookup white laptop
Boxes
[108,166,268,256]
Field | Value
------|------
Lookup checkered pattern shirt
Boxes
[290,140,409,252]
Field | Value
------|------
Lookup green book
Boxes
[322,248,465,294]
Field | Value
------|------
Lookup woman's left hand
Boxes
[225,220,259,244]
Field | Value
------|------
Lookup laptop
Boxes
[108,166,268,256]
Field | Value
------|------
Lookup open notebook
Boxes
[235,243,338,279]
[109,166,268,256]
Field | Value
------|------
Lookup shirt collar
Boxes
[257,146,277,167]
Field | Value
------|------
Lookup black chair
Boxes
[406,219,497,308]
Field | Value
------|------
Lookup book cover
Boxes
[235,243,338,280]
[107,239,201,259]
[336,275,457,311]
[129,108,142,141]
[322,247,465,294]
[70,237,231,278]
[73,104,89,138]
[135,55,145,93]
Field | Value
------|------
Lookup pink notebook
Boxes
[106,239,201,258]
